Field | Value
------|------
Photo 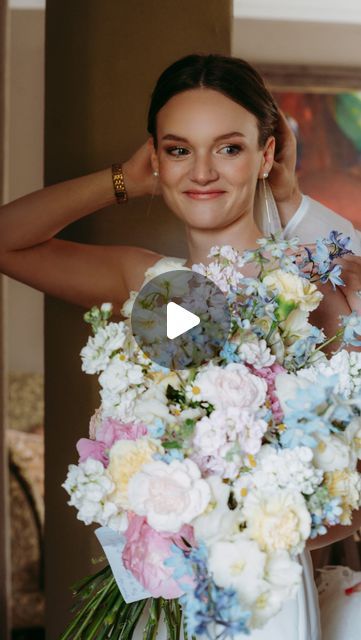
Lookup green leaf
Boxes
[163,440,182,449]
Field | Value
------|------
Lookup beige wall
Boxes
[232,17,361,65]
[44,1,231,636]
[5,8,44,375]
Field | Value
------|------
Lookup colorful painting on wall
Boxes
[273,91,361,230]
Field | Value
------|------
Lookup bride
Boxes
[0,53,360,639]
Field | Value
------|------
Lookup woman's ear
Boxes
[259,136,275,178]
[148,137,159,174]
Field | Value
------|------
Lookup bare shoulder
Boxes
[117,245,165,293]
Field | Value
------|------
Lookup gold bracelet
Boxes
[111,163,128,204]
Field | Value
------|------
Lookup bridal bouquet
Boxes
[61,232,361,639]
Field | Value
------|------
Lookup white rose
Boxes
[252,551,302,628]
[208,533,267,606]
[195,362,267,410]
[134,385,173,426]
[263,269,323,312]
[243,488,311,554]
[193,476,240,545]
[144,257,189,281]
[128,458,210,532]
[238,339,276,369]
[313,434,355,472]
[121,290,137,318]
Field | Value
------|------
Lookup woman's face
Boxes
[151,88,275,231]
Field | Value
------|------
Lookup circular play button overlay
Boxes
[131,269,231,370]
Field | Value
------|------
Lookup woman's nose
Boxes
[189,154,218,184]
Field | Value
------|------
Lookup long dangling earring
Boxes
[145,170,159,217]
[254,172,283,236]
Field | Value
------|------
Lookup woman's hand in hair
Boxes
[268,110,302,226]
[122,139,162,198]
[335,253,361,314]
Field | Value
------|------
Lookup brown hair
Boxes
[147,54,279,148]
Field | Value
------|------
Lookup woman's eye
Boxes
[219,144,243,156]
[165,146,190,157]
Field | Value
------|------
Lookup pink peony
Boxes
[122,513,195,598]
[96,417,147,446]
[76,438,108,465]
[77,418,148,467]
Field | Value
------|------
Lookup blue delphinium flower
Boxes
[327,230,352,256]
[312,239,331,276]
[147,417,165,438]
[280,375,342,448]
[307,487,342,538]
[220,341,240,364]
[340,312,361,347]
[165,543,251,638]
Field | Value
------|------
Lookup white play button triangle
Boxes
[166,301,200,340]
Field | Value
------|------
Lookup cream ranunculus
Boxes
[243,488,311,554]
[127,458,211,532]
[107,438,162,509]
[263,269,323,312]
[324,469,361,524]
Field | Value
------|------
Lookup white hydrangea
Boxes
[62,458,117,526]
[100,387,139,422]
[234,445,323,497]
[127,458,211,532]
[238,339,276,369]
[80,322,128,374]
[99,357,144,394]
[297,350,361,399]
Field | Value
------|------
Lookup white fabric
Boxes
[132,550,320,639]
[283,195,361,256]
[317,565,361,640]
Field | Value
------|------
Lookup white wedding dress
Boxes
[132,550,321,640]
[124,251,322,640]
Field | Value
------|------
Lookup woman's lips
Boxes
[183,190,226,200]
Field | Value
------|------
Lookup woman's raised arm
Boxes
[0,141,162,310]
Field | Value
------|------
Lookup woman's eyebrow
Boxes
[161,131,246,142]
